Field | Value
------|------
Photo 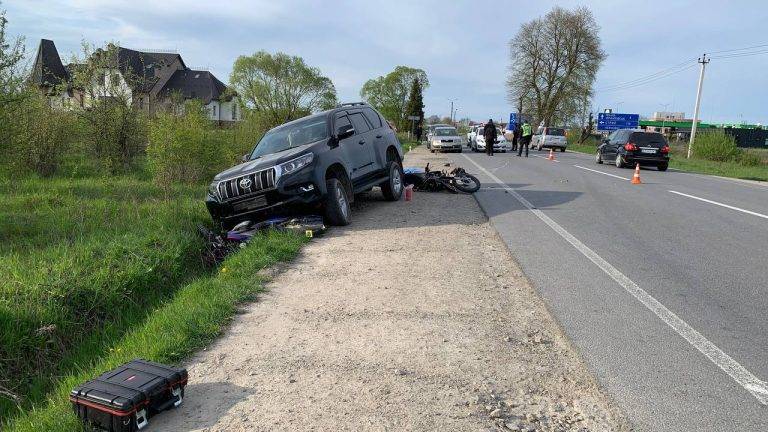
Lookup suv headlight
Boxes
[208,181,218,198]
[279,153,314,176]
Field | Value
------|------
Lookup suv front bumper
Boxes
[206,169,320,226]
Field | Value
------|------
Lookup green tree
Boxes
[230,51,337,128]
[360,66,429,131]
[506,6,605,127]
[0,3,25,108]
[404,78,425,136]
[0,3,26,159]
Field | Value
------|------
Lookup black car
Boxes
[206,102,404,228]
[596,129,670,171]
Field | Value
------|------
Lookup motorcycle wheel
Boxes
[451,174,481,193]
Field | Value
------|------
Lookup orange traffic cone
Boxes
[631,163,642,184]
[547,148,555,161]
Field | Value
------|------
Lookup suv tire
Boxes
[657,163,668,171]
[381,160,404,201]
[324,177,351,226]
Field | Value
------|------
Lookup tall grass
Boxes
[0,176,210,421]
[5,231,306,432]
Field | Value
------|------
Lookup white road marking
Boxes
[462,154,768,405]
[532,154,560,162]
[669,190,768,220]
[573,165,630,181]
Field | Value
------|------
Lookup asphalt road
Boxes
[437,147,768,431]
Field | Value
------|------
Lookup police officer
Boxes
[517,121,532,157]
[483,119,497,156]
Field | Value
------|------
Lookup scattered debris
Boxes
[198,215,326,266]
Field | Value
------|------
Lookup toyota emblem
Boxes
[239,178,252,189]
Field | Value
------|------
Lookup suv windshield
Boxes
[435,128,458,136]
[546,128,566,136]
[250,116,329,159]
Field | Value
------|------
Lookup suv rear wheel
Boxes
[324,177,351,226]
[381,160,404,201]
[657,163,668,171]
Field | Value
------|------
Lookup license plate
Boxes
[641,149,656,154]
[233,195,267,212]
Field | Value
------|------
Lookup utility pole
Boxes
[449,99,457,124]
[688,54,709,158]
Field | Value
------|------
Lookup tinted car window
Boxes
[630,132,667,147]
[348,112,371,134]
[335,115,351,133]
[362,108,382,128]
[546,128,566,136]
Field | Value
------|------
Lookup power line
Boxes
[596,58,697,91]
[710,49,768,60]
[596,62,697,93]
[708,43,768,55]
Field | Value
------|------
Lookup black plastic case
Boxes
[70,359,188,431]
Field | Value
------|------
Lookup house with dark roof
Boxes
[29,39,240,123]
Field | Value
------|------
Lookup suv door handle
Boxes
[358,139,366,145]
[376,134,383,139]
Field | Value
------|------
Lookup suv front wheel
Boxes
[324,177,351,226]
[380,160,404,201]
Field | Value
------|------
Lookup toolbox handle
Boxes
[135,409,148,430]
[155,387,183,411]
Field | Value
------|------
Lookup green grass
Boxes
[566,141,768,182]
[5,230,305,432]
[0,174,306,429]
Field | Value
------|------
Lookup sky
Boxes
[4,0,768,124]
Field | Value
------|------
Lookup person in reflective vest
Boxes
[518,121,532,157]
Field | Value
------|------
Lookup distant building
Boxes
[651,111,685,122]
[29,39,240,123]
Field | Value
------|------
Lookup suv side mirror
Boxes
[337,125,355,140]
[241,154,249,162]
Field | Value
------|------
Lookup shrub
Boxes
[691,130,739,162]
[147,100,224,189]
[8,94,78,177]
[738,150,763,167]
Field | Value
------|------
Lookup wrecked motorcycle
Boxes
[404,163,481,193]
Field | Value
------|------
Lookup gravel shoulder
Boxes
[149,146,630,432]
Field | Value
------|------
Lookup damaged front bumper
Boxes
[206,170,320,226]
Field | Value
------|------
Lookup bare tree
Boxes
[506,6,605,127]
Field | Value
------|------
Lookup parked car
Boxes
[467,125,482,145]
[531,127,568,151]
[206,102,405,228]
[596,129,670,171]
[426,123,451,143]
[471,127,510,152]
[428,126,463,153]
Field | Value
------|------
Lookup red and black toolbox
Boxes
[70,359,188,431]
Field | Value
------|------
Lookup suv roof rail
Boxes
[336,102,368,108]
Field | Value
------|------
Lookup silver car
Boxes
[428,126,464,153]
[532,127,568,152]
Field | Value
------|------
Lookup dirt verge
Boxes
[149,146,630,432]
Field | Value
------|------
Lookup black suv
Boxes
[596,129,670,171]
[206,102,405,228]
